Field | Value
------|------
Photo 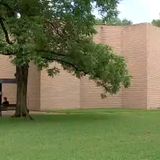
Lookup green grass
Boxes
[1,109,160,160]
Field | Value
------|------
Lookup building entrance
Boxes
[0,79,16,105]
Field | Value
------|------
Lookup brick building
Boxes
[0,23,160,110]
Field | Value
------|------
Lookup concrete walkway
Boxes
[1,110,66,117]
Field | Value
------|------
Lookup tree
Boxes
[0,0,131,118]
[96,17,132,25]
[152,19,160,27]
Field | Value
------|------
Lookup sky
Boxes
[118,0,160,24]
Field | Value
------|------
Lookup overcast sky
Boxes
[118,0,160,24]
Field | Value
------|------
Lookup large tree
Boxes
[0,0,131,118]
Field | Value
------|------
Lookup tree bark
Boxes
[15,65,30,118]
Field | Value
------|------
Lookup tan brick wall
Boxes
[147,24,160,109]
[81,26,123,108]
[27,63,40,110]
[121,24,148,109]
[80,77,122,108]
[0,55,15,79]
[93,24,149,109]
[94,25,123,54]
[40,63,80,110]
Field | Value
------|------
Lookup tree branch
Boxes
[0,50,15,55]
[47,56,89,75]
[36,49,69,57]
[46,20,65,38]
[37,49,89,75]
[0,1,15,16]
[0,17,14,44]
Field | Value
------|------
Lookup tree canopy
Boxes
[152,19,160,27]
[96,17,132,26]
[0,0,131,116]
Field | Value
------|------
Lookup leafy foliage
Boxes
[0,0,131,95]
[152,19,160,27]
[96,17,132,26]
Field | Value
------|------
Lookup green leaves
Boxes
[0,0,131,95]
[47,67,60,77]
[152,19,160,27]
[61,41,131,94]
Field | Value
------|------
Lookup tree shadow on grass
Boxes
[31,111,124,124]
[0,110,127,126]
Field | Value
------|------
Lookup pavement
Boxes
[0,110,67,117]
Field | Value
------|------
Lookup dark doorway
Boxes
[0,79,16,105]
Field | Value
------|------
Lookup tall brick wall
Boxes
[27,63,40,110]
[94,26,123,53]
[80,26,123,108]
[0,55,15,79]
[93,24,149,109]
[80,77,122,108]
[40,63,80,110]
[121,24,148,109]
[147,24,160,109]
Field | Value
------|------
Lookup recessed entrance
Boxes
[0,79,16,105]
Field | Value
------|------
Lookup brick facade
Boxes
[0,23,160,110]
[147,25,160,109]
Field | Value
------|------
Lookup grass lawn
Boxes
[1,109,160,160]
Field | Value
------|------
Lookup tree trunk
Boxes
[15,65,29,117]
